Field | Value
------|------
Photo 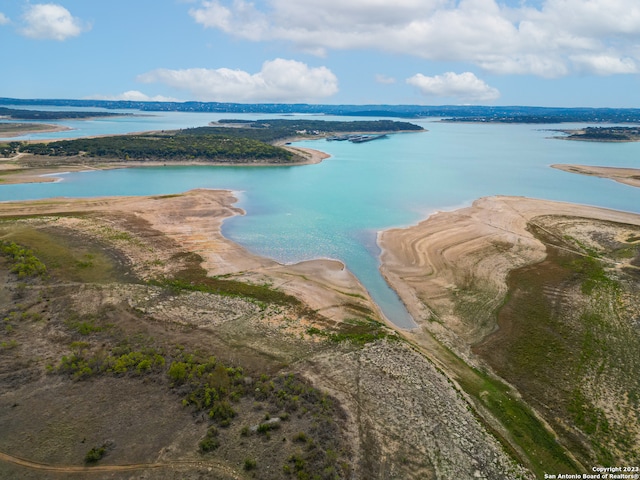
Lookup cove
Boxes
[2,116,640,329]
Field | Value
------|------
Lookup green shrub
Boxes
[199,426,220,452]
[244,458,257,471]
[208,400,236,425]
[0,241,47,278]
[84,446,106,463]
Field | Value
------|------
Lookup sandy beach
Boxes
[552,163,640,188]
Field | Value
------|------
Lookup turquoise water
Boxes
[2,113,639,328]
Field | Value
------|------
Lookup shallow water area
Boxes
[2,112,640,329]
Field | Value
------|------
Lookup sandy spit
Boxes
[552,164,640,188]
[0,123,72,139]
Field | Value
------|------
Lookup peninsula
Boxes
[380,195,640,474]
[554,126,640,142]
[0,122,71,138]
[0,119,423,184]
[552,164,640,188]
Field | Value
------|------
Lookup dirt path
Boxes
[0,450,243,478]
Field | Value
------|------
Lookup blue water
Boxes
[2,112,640,328]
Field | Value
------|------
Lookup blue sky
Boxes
[1,0,640,107]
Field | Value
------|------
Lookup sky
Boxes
[1,0,640,107]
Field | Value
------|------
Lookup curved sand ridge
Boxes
[379,195,640,351]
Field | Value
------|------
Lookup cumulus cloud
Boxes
[188,0,640,77]
[86,91,180,102]
[0,13,10,25]
[20,3,89,40]
[407,72,500,102]
[137,59,339,102]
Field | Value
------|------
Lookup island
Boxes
[554,126,640,142]
[0,119,424,184]
[0,106,127,121]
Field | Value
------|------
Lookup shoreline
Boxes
[0,123,72,139]
[0,145,331,185]
[0,127,426,185]
[0,189,384,326]
[378,195,640,347]
[551,163,640,188]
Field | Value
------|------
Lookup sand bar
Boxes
[552,164,640,188]
[0,122,71,138]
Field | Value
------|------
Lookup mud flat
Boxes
[552,164,640,188]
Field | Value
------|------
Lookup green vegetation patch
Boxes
[190,118,423,143]
[307,318,396,345]
[0,223,128,283]
[53,341,350,476]
[0,240,47,279]
[154,251,305,307]
[19,132,295,163]
[199,425,220,453]
[56,343,166,380]
[84,445,106,464]
[474,222,640,469]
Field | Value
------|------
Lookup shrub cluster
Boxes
[0,241,47,278]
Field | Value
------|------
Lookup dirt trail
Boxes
[0,450,242,478]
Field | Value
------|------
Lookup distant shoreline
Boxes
[0,122,72,138]
[0,145,331,185]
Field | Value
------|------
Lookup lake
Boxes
[2,111,639,328]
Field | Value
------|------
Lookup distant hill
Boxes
[3,97,640,123]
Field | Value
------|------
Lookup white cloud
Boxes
[407,72,500,102]
[21,3,89,41]
[86,91,180,102]
[188,0,640,77]
[570,54,637,76]
[189,0,268,41]
[0,13,10,25]
[137,59,339,102]
[375,74,396,85]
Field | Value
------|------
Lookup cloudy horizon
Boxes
[1,1,639,106]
